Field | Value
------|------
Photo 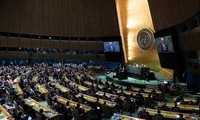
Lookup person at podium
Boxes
[106,42,116,52]
[160,37,169,53]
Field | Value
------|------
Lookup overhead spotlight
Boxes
[49,37,51,39]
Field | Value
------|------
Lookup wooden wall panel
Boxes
[0,52,29,58]
[6,39,13,47]
[89,41,97,50]
[49,40,54,49]
[6,1,20,33]
[78,41,87,50]
[52,40,60,49]
[148,0,200,31]
[194,33,200,49]
[60,41,68,50]
[0,36,104,51]
[47,40,53,49]
[9,37,19,48]
[70,41,78,50]
[0,36,6,47]
[30,39,40,48]
[179,30,200,51]
[0,52,105,60]
[40,40,46,49]
[96,41,103,50]
[19,38,30,48]
[0,1,6,32]
[40,39,53,49]
[0,0,120,37]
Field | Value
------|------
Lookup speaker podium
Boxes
[113,70,127,80]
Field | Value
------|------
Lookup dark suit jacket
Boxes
[176,117,186,120]
[160,43,168,52]
[106,45,115,52]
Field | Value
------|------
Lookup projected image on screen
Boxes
[156,35,174,53]
[104,41,120,52]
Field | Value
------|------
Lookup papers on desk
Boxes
[177,102,181,105]
[191,117,199,120]
[96,91,103,95]
[31,103,35,106]
[164,81,168,84]
[28,116,32,120]
[176,115,180,118]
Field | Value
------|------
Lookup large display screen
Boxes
[103,41,120,52]
[155,35,174,53]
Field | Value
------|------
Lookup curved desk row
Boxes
[138,107,199,119]
[24,98,59,120]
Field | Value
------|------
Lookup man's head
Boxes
[161,38,165,44]
[179,114,183,118]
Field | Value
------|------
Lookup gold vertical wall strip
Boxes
[126,0,155,61]
[116,0,174,78]
[115,0,127,63]
[116,0,161,71]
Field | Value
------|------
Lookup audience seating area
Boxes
[0,62,200,120]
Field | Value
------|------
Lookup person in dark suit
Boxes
[38,109,46,120]
[175,95,184,103]
[160,37,169,52]
[171,104,181,112]
[160,102,170,111]
[176,114,186,120]
[106,42,115,52]
[138,108,150,119]
[153,110,164,120]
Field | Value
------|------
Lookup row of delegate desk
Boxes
[13,74,158,103]
[68,73,162,97]
[32,76,39,83]
[76,72,161,95]
[76,93,116,108]
[9,82,144,119]
[0,105,14,120]
[13,75,49,99]
[50,75,89,94]
[10,76,69,120]
[12,83,24,98]
[2,71,159,120]
[54,83,70,93]
[84,81,105,90]
[11,75,59,120]
[138,107,199,119]
[53,95,91,113]
[116,114,145,120]
[116,89,150,98]
[96,91,126,100]
[10,75,60,119]
[63,73,199,119]
[36,83,48,98]
[173,97,198,103]
[158,102,199,112]
[33,75,130,119]
[13,76,21,83]
[64,77,89,92]
[54,95,144,120]
[12,70,31,83]
[24,97,59,120]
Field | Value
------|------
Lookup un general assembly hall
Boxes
[0,0,200,120]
